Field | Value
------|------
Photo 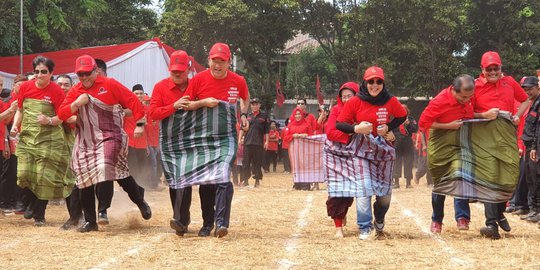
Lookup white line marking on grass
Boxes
[0,240,21,251]
[278,194,313,270]
[394,197,475,268]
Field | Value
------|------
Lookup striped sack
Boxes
[71,96,130,188]
[429,117,519,203]
[16,99,75,200]
[160,102,237,189]
[324,134,395,197]
[289,134,326,183]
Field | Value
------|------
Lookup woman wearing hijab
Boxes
[336,66,407,240]
[324,82,358,238]
[283,107,314,190]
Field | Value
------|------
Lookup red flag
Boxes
[276,79,285,107]
[316,75,323,105]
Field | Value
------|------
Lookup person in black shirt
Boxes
[240,98,269,187]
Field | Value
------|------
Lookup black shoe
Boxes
[23,205,34,219]
[214,226,228,238]
[498,218,511,232]
[521,211,537,220]
[138,201,152,220]
[504,206,516,213]
[78,222,98,233]
[98,212,109,225]
[512,209,529,215]
[34,219,46,227]
[60,219,78,230]
[170,219,187,236]
[254,180,260,188]
[198,226,214,237]
[480,225,500,240]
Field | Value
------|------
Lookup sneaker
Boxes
[198,226,214,237]
[12,202,25,215]
[521,211,537,220]
[23,205,34,219]
[374,220,385,232]
[480,225,501,240]
[60,219,78,230]
[526,214,540,223]
[504,206,516,213]
[430,221,442,234]
[334,227,344,238]
[456,218,470,230]
[498,218,511,232]
[215,226,228,238]
[34,219,46,227]
[98,212,109,225]
[358,229,372,240]
[512,209,529,216]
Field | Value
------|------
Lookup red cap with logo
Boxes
[75,55,97,73]
[481,51,502,68]
[169,50,189,72]
[363,66,385,81]
[209,43,231,61]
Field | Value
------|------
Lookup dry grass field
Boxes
[1,165,540,270]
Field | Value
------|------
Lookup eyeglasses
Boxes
[77,69,95,78]
[297,102,305,105]
[367,79,383,85]
[484,66,500,73]
[33,69,49,75]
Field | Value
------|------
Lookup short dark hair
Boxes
[297,98,307,104]
[452,74,475,93]
[132,84,144,92]
[32,55,55,73]
[56,74,73,85]
[95,59,107,73]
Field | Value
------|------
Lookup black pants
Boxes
[214,182,233,228]
[199,184,216,228]
[282,148,291,172]
[0,155,21,206]
[415,155,433,185]
[484,202,506,228]
[525,148,540,211]
[22,188,48,220]
[241,145,264,183]
[512,155,531,210]
[96,181,114,214]
[393,146,414,182]
[263,150,278,172]
[169,187,192,226]
[66,186,82,221]
[81,176,145,224]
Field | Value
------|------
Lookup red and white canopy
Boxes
[0,38,205,94]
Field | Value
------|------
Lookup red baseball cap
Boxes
[363,66,385,81]
[209,43,231,61]
[169,50,189,72]
[481,51,502,68]
[75,55,97,73]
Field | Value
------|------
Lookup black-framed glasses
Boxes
[34,69,49,75]
[367,79,383,85]
[484,66,500,73]
[77,69,95,78]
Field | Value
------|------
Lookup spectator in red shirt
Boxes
[315,105,329,134]
[336,66,407,240]
[324,81,358,238]
[419,74,475,234]
[58,55,152,233]
[125,84,150,188]
[283,107,314,191]
[263,121,280,173]
[295,98,317,131]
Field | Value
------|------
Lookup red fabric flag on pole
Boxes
[276,79,285,107]
[316,75,323,105]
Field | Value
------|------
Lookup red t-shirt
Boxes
[124,104,148,149]
[282,121,313,148]
[326,104,349,144]
[267,129,280,151]
[149,77,187,120]
[18,80,65,114]
[58,76,144,121]
[183,70,248,103]
[337,96,407,135]
[473,75,528,113]
[419,86,474,130]
[145,105,160,147]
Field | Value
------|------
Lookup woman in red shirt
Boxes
[263,121,280,173]
[336,66,406,240]
[283,108,313,190]
[324,81,358,238]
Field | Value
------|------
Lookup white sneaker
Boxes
[358,230,372,240]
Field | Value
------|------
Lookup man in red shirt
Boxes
[473,51,528,239]
[125,84,150,188]
[182,42,250,238]
[149,50,217,237]
[419,74,475,234]
[58,55,152,233]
